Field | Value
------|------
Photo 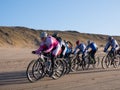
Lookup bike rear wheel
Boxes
[84,56,95,70]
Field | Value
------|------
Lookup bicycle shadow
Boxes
[0,71,28,86]
[0,71,52,86]
[70,68,120,75]
[0,68,120,86]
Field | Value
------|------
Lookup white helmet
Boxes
[40,32,47,38]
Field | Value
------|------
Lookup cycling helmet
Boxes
[40,32,47,38]
[87,40,91,45]
[76,40,80,45]
[52,32,58,37]
[108,36,113,41]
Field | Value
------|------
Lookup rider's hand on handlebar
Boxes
[103,50,109,53]
[32,51,36,54]
[103,49,106,53]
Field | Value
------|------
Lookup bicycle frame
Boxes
[37,53,52,71]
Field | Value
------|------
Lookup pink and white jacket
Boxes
[35,36,59,54]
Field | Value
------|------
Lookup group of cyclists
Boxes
[32,31,120,76]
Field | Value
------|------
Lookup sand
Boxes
[0,48,120,90]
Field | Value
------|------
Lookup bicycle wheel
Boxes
[26,60,38,83]
[70,55,79,72]
[32,59,44,80]
[62,59,67,75]
[81,60,87,70]
[113,55,120,68]
[88,56,100,69]
[94,56,100,68]
[101,55,111,69]
[52,59,64,80]
[84,55,90,70]
[66,57,72,74]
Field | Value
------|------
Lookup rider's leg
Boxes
[60,45,65,58]
[89,50,92,59]
[52,44,62,68]
[111,48,117,59]
[62,46,67,58]
[90,50,96,63]
[110,49,116,65]
[82,53,86,66]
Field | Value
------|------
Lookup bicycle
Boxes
[70,53,86,72]
[62,54,74,75]
[101,51,120,69]
[84,52,100,70]
[26,53,65,83]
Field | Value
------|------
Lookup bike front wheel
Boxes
[26,59,44,83]
[113,55,120,68]
[52,59,64,80]
[101,56,111,69]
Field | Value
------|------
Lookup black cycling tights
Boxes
[51,56,55,69]
[90,50,97,60]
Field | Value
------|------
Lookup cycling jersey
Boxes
[59,40,67,56]
[73,43,86,54]
[104,39,119,52]
[35,36,61,56]
[86,42,98,51]
[52,35,62,43]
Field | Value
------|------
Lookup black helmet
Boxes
[87,40,91,45]
[52,32,58,37]
[108,36,113,41]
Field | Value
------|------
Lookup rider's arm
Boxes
[35,43,44,54]
[73,46,78,54]
[85,44,90,51]
[44,38,53,53]
[104,42,110,52]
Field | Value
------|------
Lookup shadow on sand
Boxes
[0,71,28,85]
[0,68,120,86]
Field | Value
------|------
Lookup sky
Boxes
[0,0,120,35]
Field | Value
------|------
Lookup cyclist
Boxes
[86,40,98,64]
[52,32,67,58]
[64,41,73,58]
[73,40,86,64]
[32,32,61,76]
[52,32,62,42]
[104,36,119,57]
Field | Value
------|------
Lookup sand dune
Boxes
[0,26,120,48]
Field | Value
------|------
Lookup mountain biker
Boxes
[52,32,62,42]
[64,41,73,58]
[86,40,98,64]
[59,40,68,58]
[32,32,61,75]
[73,40,86,63]
[52,32,67,58]
[104,36,119,57]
